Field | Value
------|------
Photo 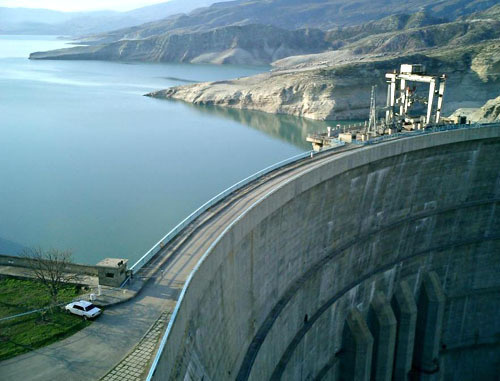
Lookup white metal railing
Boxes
[130,143,351,274]
[130,151,316,273]
[353,122,495,145]
[0,304,66,323]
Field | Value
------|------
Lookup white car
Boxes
[65,300,102,320]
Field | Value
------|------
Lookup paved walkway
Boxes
[101,312,171,381]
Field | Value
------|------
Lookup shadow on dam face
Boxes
[151,126,500,381]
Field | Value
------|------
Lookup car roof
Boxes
[74,300,93,307]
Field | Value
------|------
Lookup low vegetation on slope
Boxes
[0,278,91,360]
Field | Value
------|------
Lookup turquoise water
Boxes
[0,36,331,264]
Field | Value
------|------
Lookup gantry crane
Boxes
[385,64,446,127]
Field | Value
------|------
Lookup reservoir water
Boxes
[0,36,332,265]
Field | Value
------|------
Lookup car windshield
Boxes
[84,304,97,311]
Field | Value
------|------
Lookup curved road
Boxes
[0,145,358,381]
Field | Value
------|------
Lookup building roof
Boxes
[96,258,128,268]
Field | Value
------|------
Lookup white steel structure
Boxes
[367,85,378,136]
[385,64,446,126]
[307,63,452,150]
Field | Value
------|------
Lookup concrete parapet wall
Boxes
[0,254,99,277]
[151,125,500,380]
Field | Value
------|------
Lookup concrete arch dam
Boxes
[150,125,500,381]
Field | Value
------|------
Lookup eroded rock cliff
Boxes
[147,41,500,120]
[453,95,500,122]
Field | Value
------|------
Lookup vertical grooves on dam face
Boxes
[236,199,500,381]
[269,235,499,380]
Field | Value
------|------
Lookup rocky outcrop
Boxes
[453,95,500,122]
[477,96,500,121]
[147,41,500,120]
[148,71,341,120]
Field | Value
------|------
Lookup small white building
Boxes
[96,258,128,287]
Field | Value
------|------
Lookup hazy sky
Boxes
[0,0,169,12]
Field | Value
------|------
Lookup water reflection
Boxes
[174,101,363,150]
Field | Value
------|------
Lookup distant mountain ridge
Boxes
[75,0,500,44]
[30,24,333,65]
[30,3,500,65]
[0,0,232,36]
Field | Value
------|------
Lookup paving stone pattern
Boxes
[101,312,170,381]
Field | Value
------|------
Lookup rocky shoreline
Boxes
[147,41,500,121]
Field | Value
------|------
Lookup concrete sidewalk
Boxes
[100,311,172,381]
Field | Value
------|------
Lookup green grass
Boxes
[0,278,92,361]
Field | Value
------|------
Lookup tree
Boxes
[22,247,79,305]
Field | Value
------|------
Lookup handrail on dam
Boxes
[353,122,495,145]
[130,149,330,273]
[144,121,499,381]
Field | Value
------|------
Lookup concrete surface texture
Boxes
[150,125,500,380]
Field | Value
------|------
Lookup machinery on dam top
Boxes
[307,64,466,151]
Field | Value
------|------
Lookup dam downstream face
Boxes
[150,127,500,381]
